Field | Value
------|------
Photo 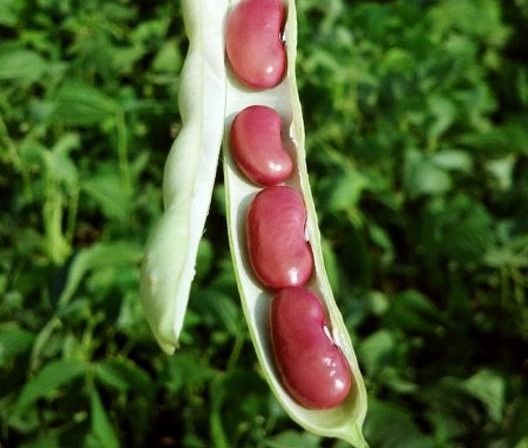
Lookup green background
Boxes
[1,0,527,446]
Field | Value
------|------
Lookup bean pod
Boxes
[141,0,368,445]
[224,0,367,445]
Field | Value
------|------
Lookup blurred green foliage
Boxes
[1,0,527,447]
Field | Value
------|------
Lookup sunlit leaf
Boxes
[404,149,452,197]
[432,150,473,173]
[463,370,506,422]
[0,44,47,81]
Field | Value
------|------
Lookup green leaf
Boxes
[192,288,242,336]
[459,119,528,155]
[19,434,61,448]
[53,82,118,126]
[463,370,505,422]
[210,396,229,448]
[195,237,214,280]
[109,46,147,75]
[124,396,151,447]
[428,409,467,443]
[438,0,509,43]
[441,196,495,264]
[404,149,452,197]
[431,150,473,173]
[49,133,81,189]
[82,173,132,221]
[95,358,152,394]
[427,95,457,141]
[0,0,23,27]
[511,397,528,445]
[322,238,340,291]
[317,170,366,212]
[210,370,269,447]
[486,155,516,190]
[266,430,321,448]
[515,438,528,448]
[163,353,216,394]
[90,388,120,448]
[152,39,183,73]
[484,235,528,268]
[58,241,143,309]
[365,399,436,448]
[358,330,396,376]
[15,359,85,412]
[385,290,443,335]
[0,327,35,363]
[0,44,47,81]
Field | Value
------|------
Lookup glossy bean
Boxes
[231,106,293,186]
[225,0,286,89]
[270,287,352,409]
[246,186,313,288]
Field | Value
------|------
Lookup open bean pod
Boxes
[140,0,368,445]
[223,0,367,444]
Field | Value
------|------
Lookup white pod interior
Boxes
[140,0,227,354]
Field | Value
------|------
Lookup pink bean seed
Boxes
[270,287,353,409]
[246,186,313,289]
[226,0,286,89]
[231,106,293,186]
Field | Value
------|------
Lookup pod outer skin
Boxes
[270,287,353,409]
[246,186,313,289]
[230,105,293,186]
[225,0,287,89]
